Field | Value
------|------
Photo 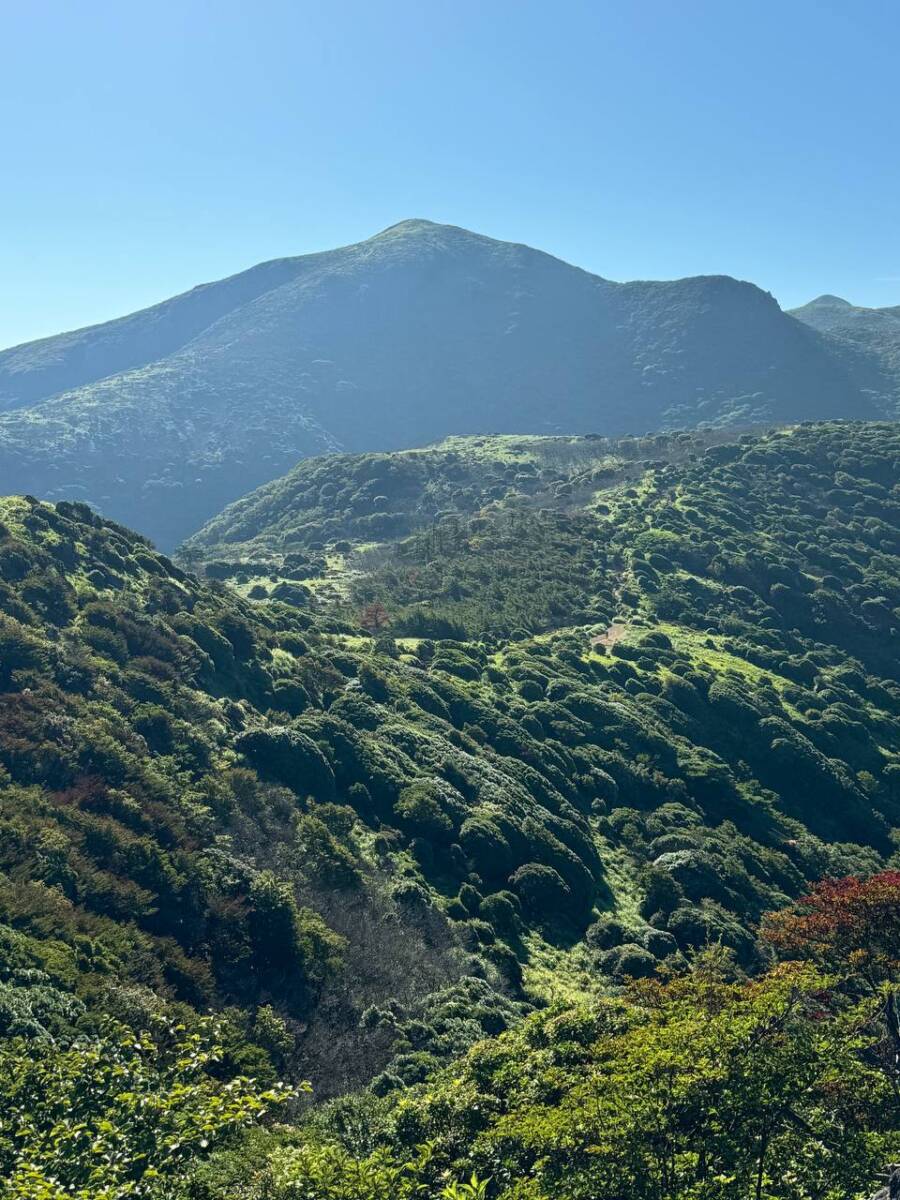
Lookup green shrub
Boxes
[510,864,571,918]
[235,726,335,800]
[394,781,454,840]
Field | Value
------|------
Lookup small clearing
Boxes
[592,621,628,649]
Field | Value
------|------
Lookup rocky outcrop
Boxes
[871,1166,900,1199]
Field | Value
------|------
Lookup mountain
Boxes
[791,292,900,399]
[3,419,900,1195]
[0,220,894,550]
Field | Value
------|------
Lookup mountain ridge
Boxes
[0,220,787,398]
[791,291,900,412]
[0,220,895,549]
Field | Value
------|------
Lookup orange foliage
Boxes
[762,872,900,983]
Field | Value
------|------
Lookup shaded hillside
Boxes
[791,293,900,404]
[0,220,891,548]
[0,257,312,413]
[182,432,682,563]
[0,495,552,1099]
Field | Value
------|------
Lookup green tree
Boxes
[0,1019,296,1199]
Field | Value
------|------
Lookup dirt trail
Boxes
[591,621,628,650]
[589,561,631,650]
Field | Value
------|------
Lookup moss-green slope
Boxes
[1,420,899,1116]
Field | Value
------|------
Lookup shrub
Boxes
[586,914,626,950]
[518,678,545,701]
[0,616,48,690]
[510,864,571,919]
[0,1020,293,1197]
[394,781,454,840]
[459,816,513,881]
[479,892,521,937]
[458,883,483,915]
[294,814,362,890]
[272,678,310,716]
[235,726,335,800]
[247,871,343,1000]
[600,942,658,979]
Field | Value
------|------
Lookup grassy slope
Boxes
[0,421,899,1115]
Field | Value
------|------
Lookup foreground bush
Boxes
[189,877,900,1200]
[0,1019,293,1200]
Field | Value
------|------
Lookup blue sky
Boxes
[2,0,898,347]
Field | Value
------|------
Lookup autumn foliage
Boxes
[762,871,900,984]
[359,600,389,633]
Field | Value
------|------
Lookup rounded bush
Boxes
[479,891,521,936]
[642,928,678,958]
[394,781,454,840]
[509,863,571,917]
[600,943,657,980]
[235,726,335,800]
[271,679,310,716]
[586,914,626,950]
[459,816,513,880]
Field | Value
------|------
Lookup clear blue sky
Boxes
[3,0,899,348]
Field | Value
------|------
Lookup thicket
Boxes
[0,420,899,1195]
[179,874,900,1199]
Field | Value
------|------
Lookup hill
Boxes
[181,432,669,564]
[0,220,894,549]
[791,293,900,402]
[1,420,900,1195]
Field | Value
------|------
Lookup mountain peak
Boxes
[805,294,854,308]
[374,218,442,236]
[366,218,497,248]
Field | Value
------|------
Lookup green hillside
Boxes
[1,420,900,1195]
[791,294,900,385]
[0,220,892,549]
[182,432,677,562]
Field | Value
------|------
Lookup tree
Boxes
[762,872,900,986]
[359,602,389,634]
[763,871,900,1080]
[0,1019,296,1199]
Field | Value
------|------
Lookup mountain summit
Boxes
[801,293,855,308]
[0,220,893,548]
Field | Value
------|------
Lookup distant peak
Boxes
[367,218,502,246]
[806,294,853,308]
[372,218,443,237]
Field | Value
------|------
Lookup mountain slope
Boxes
[0,221,893,549]
[0,256,313,413]
[791,293,900,400]
[1,420,900,1192]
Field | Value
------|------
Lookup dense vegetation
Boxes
[0,220,893,549]
[1,418,900,1194]
[188,880,900,1200]
[792,294,900,408]
[182,432,675,562]
[0,495,527,1105]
